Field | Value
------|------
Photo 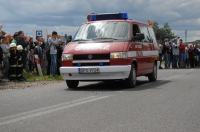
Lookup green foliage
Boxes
[153,22,176,43]
[23,71,63,82]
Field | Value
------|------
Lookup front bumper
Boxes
[60,65,131,81]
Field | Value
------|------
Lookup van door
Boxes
[130,24,144,76]
[139,25,154,74]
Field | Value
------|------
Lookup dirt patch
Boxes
[0,80,63,90]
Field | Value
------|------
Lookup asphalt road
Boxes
[0,69,200,132]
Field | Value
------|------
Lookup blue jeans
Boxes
[50,54,57,76]
[164,53,170,68]
[172,55,179,68]
[179,53,186,62]
[179,53,186,68]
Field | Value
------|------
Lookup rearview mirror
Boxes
[133,33,145,41]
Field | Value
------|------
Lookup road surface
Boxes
[0,69,200,132]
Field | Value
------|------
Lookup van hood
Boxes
[63,42,128,54]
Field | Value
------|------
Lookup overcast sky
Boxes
[0,0,200,41]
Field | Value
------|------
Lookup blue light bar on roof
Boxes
[87,13,128,21]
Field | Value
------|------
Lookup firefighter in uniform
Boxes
[16,45,25,81]
[9,43,18,80]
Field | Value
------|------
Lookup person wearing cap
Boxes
[8,43,18,80]
[16,45,25,81]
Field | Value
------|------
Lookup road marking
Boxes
[0,95,111,126]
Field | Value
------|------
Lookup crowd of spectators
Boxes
[1,30,200,81]
[159,37,200,69]
[0,30,71,81]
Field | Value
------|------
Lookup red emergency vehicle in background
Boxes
[60,13,159,89]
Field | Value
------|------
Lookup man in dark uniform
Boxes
[9,43,18,80]
[16,45,25,81]
[15,31,28,69]
[56,42,63,75]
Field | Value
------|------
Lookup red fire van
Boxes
[60,13,159,89]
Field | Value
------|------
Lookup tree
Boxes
[153,22,176,43]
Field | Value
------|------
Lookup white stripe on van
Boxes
[127,51,137,57]
[142,50,159,56]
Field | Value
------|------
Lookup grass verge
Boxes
[23,71,63,82]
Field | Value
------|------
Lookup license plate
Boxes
[79,68,100,74]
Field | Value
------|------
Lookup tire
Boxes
[66,80,79,89]
[148,63,157,82]
[126,64,137,88]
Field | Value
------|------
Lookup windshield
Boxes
[73,21,130,41]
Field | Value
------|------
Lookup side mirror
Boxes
[67,35,72,43]
[133,33,145,41]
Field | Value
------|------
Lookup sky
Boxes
[0,0,200,42]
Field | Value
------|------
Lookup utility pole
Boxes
[0,24,3,34]
[185,29,187,42]
[0,25,2,31]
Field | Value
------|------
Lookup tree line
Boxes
[153,22,176,43]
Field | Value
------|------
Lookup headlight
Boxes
[110,52,128,59]
[62,54,73,61]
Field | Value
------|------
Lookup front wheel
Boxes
[148,63,157,82]
[66,80,79,89]
[125,64,137,88]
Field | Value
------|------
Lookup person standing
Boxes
[185,46,190,68]
[16,45,25,81]
[34,41,43,75]
[48,31,59,76]
[0,46,3,79]
[8,43,18,80]
[179,39,186,68]
[188,44,195,68]
[172,42,179,68]
[197,45,200,67]
[37,37,46,70]
[56,41,64,75]
[158,44,163,69]
[15,31,28,69]
[0,36,10,79]
[27,37,35,73]
[193,44,199,67]
[163,39,171,69]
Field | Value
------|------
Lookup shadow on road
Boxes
[66,80,171,92]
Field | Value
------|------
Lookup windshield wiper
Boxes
[73,39,88,42]
[93,37,119,40]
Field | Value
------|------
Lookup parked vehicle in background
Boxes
[60,13,159,89]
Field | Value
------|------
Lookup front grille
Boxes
[73,54,110,60]
[73,62,109,66]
